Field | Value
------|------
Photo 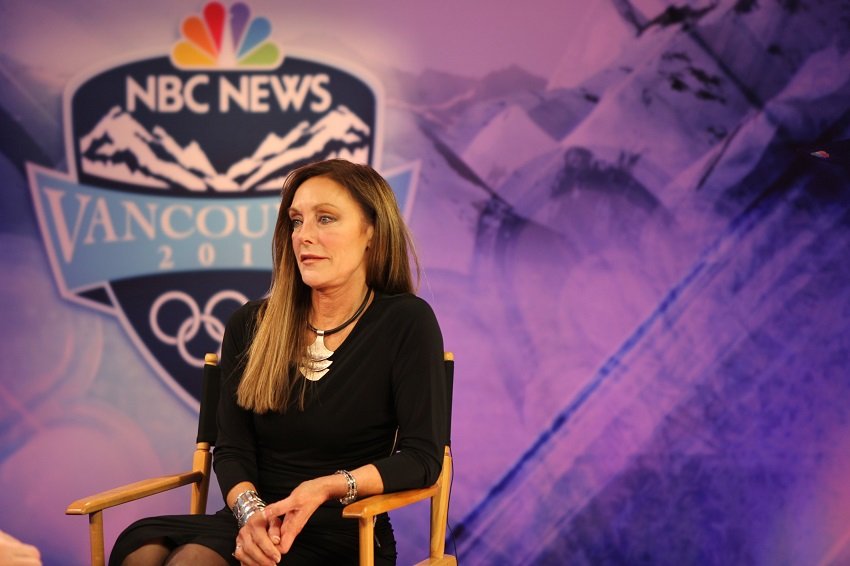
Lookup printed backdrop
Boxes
[2,1,850,565]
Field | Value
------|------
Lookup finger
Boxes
[245,526,280,566]
[233,542,252,566]
[235,545,266,566]
[267,515,282,546]
[241,511,280,565]
[253,524,282,563]
[262,498,293,519]
[234,535,268,566]
[278,513,307,554]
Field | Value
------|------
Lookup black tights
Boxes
[120,539,228,566]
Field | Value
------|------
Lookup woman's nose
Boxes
[297,218,317,243]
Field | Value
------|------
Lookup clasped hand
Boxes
[232,479,329,566]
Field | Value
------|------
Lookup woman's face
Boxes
[288,175,374,293]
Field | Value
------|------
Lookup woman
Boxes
[111,159,447,565]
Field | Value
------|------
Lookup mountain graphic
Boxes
[78,105,371,191]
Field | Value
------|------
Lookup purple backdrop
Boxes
[2,1,850,565]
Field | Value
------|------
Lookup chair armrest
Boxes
[341,485,439,520]
[66,471,204,515]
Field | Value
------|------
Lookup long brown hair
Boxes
[237,159,419,413]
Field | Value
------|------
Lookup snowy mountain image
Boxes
[78,105,371,191]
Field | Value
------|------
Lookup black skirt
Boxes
[109,506,397,565]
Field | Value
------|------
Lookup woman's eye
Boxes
[319,215,335,224]
[290,218,302,228]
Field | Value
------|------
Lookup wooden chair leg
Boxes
[358,517,375,566]
[190,444,212,514]
[89,510,106,566]
[430,451,452,559]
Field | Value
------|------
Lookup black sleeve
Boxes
[213,301,260,501]
[372,297,447,492]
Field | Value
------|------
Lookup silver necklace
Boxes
[301,289,372,381]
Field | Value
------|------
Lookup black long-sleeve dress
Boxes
[109,292,446,566]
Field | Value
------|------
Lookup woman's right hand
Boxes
[232,511,282,566]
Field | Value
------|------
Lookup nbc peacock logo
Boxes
[26,1,417,406]
[172,1,282,69]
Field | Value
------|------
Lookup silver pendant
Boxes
[308,333,334,360]
[301,333,333,381]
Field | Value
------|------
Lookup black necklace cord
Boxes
[308,288,372,337]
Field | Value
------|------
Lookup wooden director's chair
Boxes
[66,353,456,566]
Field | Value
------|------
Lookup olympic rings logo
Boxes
[149,290,248,367]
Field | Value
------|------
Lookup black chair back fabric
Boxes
[196,361,221,444]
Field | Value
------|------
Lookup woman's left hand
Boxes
[262,478,330,555]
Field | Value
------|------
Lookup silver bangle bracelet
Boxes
[232,489,266,529]
[335,469,357,505]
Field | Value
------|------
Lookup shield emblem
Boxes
[27,4,415,405]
